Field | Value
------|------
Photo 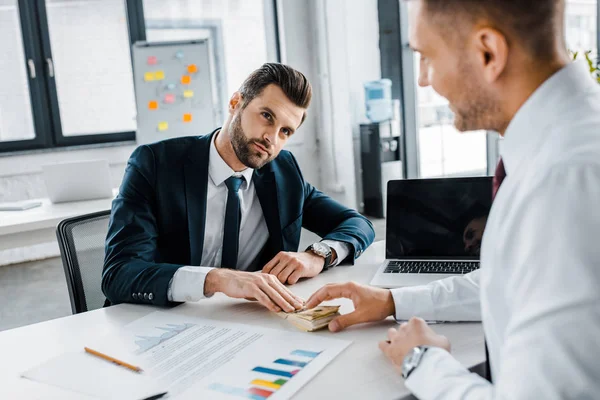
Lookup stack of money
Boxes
[277,306,341,332]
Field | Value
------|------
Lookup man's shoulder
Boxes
[132,133,214,167]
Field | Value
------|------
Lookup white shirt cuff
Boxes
[405,347,490,399]
[321,240,351,267]
[167,266,215,302]
[391,286,436,321]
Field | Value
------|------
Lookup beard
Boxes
[229,110,276,169]
[450,61,505,133]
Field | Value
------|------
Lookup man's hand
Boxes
[305,282,396,332]
[379,317,451,374]
[262,251,326,284]
[204,269,304,313]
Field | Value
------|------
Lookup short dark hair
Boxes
[419,0,564,60]
[238,63,312,122]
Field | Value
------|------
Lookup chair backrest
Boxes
[56,210,111,314]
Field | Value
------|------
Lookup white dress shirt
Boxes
[391,61,600,398]
[168,132,350,302]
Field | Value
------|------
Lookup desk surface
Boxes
[0,241,484,399]
[0,194,114,251]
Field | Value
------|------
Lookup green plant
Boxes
[571,50,600,83]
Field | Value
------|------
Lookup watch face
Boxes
[312,243,328,256]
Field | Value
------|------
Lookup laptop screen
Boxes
[386,177,493,260]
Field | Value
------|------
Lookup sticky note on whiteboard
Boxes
[148,100,158,110]
[187,64,198,73]
[144,72,155,81]
[183,113,192,122]
[181,75,191,85]
[147,56,158,65]
[155,70,165,80]
[158,122,168,131]
[183,90,194,98]
[164,94,176,104]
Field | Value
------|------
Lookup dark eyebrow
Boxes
[261,106,277,120]
[261,106,296,134]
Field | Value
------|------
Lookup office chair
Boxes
[56,210,111,314]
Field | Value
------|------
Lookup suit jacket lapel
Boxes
[184,134,214,265]
[253,166,283,258]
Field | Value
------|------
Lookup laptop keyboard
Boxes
[383,260,480,275]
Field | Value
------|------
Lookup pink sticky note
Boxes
[147,56,158,65]
[164,93,176,104]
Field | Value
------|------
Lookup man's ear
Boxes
[229,92,243,115]
[474,27,508,83]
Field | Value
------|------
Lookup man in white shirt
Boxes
[306,0,600,397]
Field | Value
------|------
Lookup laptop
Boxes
[42,160,114,203]
[370,177,493,288]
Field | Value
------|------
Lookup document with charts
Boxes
[87,310,351,399]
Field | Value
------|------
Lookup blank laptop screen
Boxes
[386,177,493,260]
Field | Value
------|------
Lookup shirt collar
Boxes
[209,131,254,188]
[502,60,595,176]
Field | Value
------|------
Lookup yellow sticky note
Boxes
[183,113,192,123]
[155,70,165,80]
[144,72,155,81]
[183,90,194,98]
[148,100,158,110]
[158,122,168,131]
[181,75,191,85]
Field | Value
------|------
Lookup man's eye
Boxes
[282,128,291,136]
[262,112,272,121]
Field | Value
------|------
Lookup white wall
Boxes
[277,0,381,208]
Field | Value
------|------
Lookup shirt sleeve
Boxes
[167,266,216,302]
[321,240,351,267]
[403,164,600,399]
[391,270,481,321]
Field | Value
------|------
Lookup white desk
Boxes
[0,241,484,399]
[0,196,114,251]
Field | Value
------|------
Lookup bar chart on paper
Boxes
[208,349,322,400]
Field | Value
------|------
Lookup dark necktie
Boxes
[484,158,506,382]
[221,176,244,269]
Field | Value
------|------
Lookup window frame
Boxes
[1,0,282,155]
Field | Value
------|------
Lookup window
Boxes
[44,0,137,137]
[0,0,36,143]
[0,0,144,153]
[0,0,279,154]
[414,54,488,178]
[566,0,597,53]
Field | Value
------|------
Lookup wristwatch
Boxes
[306,242,333,270]
[401,346,430,379]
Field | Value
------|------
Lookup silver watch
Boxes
[401,346,430,379]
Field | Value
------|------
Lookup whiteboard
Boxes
[132,40,218,145]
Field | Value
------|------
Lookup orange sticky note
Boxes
[158,122,168,131]
[144,72,155,81]
[183,113,192,122]
[148,100,158,110]
[183,90,194,98]
[187,64,198,73]
[181,75,191,85]
[155,70,165,80]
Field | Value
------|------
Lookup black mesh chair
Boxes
[56,210,111,314]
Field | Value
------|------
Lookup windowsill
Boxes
[0,140,136,158]
[0,140,138,178]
